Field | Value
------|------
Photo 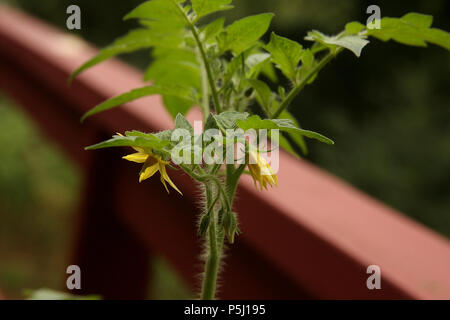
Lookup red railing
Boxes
[1,5,450,299]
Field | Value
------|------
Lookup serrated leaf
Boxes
[245,52,271,78]
[301,49,314,68]
[85,133,168,151]
[345,21,366,35]
[145,48,201,104]
[163,95,194,119]
[145,59,201,90]
[124,0,185,23]
[175,113,194,134]
[224,52,244,82]
[247,79,273,112]
[81,85,194,121]
[401,12,433,28]
[236,115,334,145]
[192,0,233,20]
[220,13,274,55]
[306,31,369,57]
[331,35,370,57]
[124,130,155,138]
[214,111,249,130]
[204,113,219,131]
[70,29,163,81]
[367,13,450,50]
[265,32,303,80]
[153,130,174,141]
[200,17,225,42]
[280,110,308,155]
[260,58,278,82]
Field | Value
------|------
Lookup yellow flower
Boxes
[247,150,278,190]
[123,147,182,195]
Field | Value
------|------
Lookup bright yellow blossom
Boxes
[247,150,278,190]
[123,147,182,195]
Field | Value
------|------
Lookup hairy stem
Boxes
[201,185,220,300]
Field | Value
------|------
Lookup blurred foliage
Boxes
[1,0,449,298]
[0,95,80,298]
[24,288,101,300]
[0,96,193,299]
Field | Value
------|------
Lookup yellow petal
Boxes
[132,146,145,153]
[159,163,183,195]
[123,152,148,163]
[139,163,159,182]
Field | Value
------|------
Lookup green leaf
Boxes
[192,0,233,20]
[220,13,274,55]
[245,52,271,78]
[401,12,433,28]
[175,113,194,134]
[200,17,225,42]
[295,49,318,85]
[260,58,278,82]
[204,113,219,131]
[81,85,194,121]
[224,52,244,82]
[301,49,314,68]
[124,0,185,23]
[367,13,450,50]
[85,133,168,151]
[278,134,299,158]
[305,31,369,57]
[279,111,308,154]
[214,111,249,131]
[153,130,174,141]
[145,48,201,118]
[24,288,101,300]
[145,53,201,91]
[70,29,163,81]
[345,21,366,35]
[265,32,303,80]
[124,130,155,138]
[247,79,273,112]
[331,35,370,57]
[163,95,194,119]
[236,115,334,145]
[145,61,201,88]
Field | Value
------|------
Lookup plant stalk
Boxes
[173,0,222,114]
[271,48,342,119]
[201,184,220,300]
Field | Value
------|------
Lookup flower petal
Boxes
[139,162,159,182]
[123,152,148,163]
[159,163,183,195]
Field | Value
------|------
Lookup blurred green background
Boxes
[0,0,449,299]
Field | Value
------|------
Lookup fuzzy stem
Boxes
[201,185,220,300]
